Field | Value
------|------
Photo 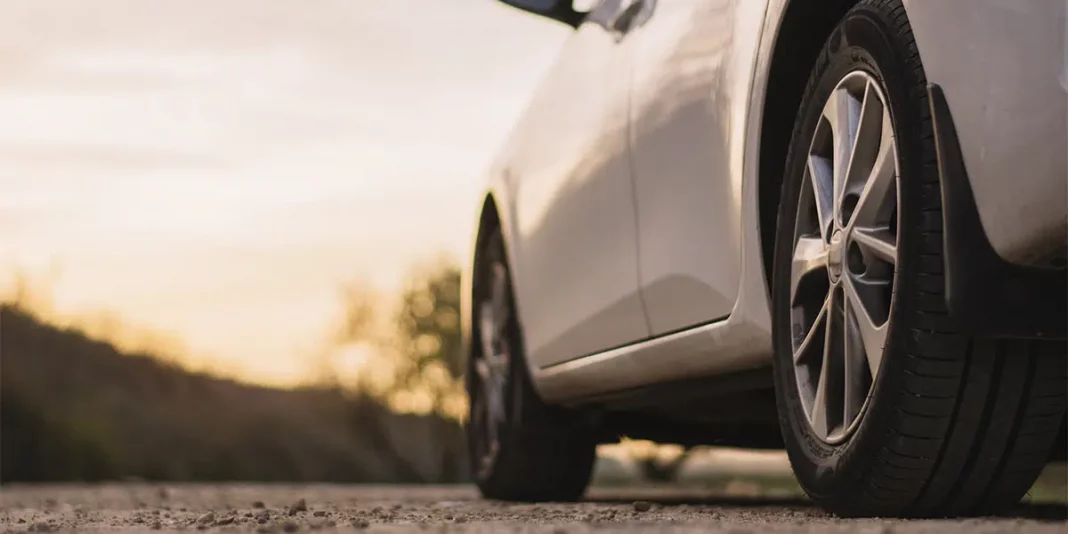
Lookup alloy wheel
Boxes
[471,261,512,474]
[790,70,901,444]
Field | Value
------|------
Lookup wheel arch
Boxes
[757,0,861,294]
[463,194,504,370]
[474,194,504,263]
[463,191,541,383]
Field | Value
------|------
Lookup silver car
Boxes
[461,0,1067,517]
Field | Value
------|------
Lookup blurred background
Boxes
[0,0,1063,502]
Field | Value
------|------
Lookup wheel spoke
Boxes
[824,87,862,219]
[843,298,870,425]
[790,236,829,306]
[490,264,509,334]
[847,111,897,230]
[808,156,834,241]
[809,359,830,438]
[842,83,886,197]
[471,390,487,427]
[809,288,841,438]
[843,274,887,378]
[485,377,505,425]
[471,388,497,461]
[793,296,829,363]
[480,385,500,450]
[852,227,897,265]
[474,358,491,381]
[479,302,496,358]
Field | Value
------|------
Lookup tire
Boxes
[770,0,1067,518]
[466,229,597,502]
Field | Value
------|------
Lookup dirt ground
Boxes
[0,484,1064,533]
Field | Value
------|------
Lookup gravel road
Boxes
[0,485,1064,533]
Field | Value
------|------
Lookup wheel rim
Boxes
[790,71,900,444]
[471,260,512,473]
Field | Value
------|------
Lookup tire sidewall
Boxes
[771,5,930,503]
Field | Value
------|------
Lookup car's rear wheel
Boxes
[467,229,597,502]
[771,0,1067,518]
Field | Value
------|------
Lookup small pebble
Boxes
[313,510,327,517]
[633,501,653,512]
[216,516,235,526]
[197,511,216,525]
[252,501,266,509]
[288,499,308,516]
[282,521,299,533]
[352,519,370,529]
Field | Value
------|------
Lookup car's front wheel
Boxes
[466,229,597,502]
[770,0,1066,518]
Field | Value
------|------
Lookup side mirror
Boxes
[496,1,587,29]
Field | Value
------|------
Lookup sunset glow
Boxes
[0,0,570,386]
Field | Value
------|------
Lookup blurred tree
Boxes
[333,258,466,420]
[328,258,468,480]
[392,260,464,401]
[1,303,467,483]
[334,282,377,347]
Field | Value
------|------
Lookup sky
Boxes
[0,0,571,386]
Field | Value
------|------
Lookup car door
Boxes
[508,1,650,368]
[626,0,770,335]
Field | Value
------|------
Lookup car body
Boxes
[465,0,1065,403]
[461,0,1067,515]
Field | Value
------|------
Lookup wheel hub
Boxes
[827,230,845,282]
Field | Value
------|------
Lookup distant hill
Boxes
[0,304,468,483]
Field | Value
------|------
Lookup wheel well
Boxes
[758,0,860,292]
[475,194,502,272]
[470,194,502,355]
